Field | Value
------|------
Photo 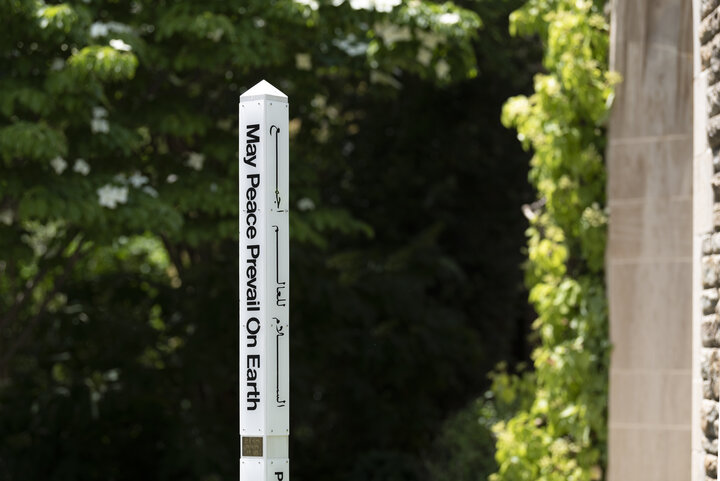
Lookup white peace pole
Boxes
[239,80,290,481]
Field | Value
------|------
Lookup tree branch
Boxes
[160,233,185,280]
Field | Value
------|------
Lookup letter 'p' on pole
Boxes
[239,80,290,481]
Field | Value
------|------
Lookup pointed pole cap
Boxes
[240,80,288,103]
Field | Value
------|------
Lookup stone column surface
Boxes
[695,1,720,480]
[606,1,693,480]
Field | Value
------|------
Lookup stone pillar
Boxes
[607,1,693,480]
[695,2,720,480]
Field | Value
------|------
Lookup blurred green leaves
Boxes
[0,122,67,164]
[491,0,615,480]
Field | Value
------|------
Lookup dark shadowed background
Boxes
[0,1,539,479]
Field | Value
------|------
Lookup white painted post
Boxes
[239,80,290,481]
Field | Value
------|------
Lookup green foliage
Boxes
[66,46,138,82]
[0,122,67,163]
[491,0,617,480]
